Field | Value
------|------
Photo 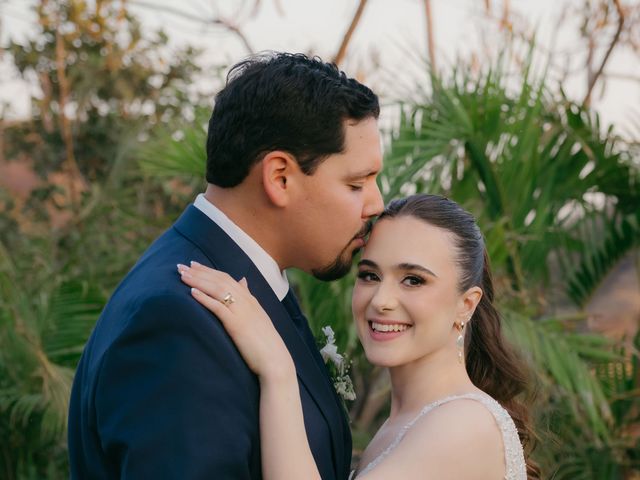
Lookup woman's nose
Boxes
[369,282,397,313]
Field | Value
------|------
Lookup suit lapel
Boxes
[173,205,348,477]
[286,291,354,479]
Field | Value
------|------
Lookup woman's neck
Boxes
[388,350,478,418]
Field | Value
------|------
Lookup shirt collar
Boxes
[193,193,289,301]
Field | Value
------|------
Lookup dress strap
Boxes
[356,392,527,479]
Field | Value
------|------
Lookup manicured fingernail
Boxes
[190,260,201,267]
[177,263,188,272]
[191,287,201,295]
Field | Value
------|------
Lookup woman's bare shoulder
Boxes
[358,397,506,480]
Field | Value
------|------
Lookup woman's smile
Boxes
[368,319,413,341]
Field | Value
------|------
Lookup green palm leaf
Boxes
[564,210,640,306]
[503,309,616,443]
[138,107,209,179]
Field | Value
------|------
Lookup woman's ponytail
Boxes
[466,250,540,479]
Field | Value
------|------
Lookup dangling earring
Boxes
[456,321,466,364]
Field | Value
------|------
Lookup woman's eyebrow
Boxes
[357,259,378,269]
[358,259,437,277]
[397,262,438,278]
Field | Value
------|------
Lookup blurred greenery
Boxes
[1,1,639,479]
[0,1,209,477]
[293,51,640,477]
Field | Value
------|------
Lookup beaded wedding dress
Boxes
[350,392,527,479]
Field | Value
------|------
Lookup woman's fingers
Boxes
[189,287,251,340]
[180,271,228,302]
[177,263,243,304]
[177,264,259,325]
[188,260,230,277]
[177,262,291,376]
[190,287,227,317]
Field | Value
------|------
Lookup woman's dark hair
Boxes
[206,52,380,187]
[380,194,540,479]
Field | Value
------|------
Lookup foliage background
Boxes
[1,1,639,478]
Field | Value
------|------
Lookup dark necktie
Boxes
[281,289,327,372]
[282,289,351,477]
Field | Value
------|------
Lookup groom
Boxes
[68,52,383,479]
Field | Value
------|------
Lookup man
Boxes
[68,52,383,479]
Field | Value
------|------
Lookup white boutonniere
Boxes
[320,326,356,401]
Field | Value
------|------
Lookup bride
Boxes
[178,194,538,479]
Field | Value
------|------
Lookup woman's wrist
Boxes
[259,357,296,386]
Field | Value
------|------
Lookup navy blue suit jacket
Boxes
[68,205,352,479]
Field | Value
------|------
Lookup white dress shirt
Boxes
[193,193,289,301]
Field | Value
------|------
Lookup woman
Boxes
[178,194,537,479]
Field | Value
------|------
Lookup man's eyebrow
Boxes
[344,169,379,180]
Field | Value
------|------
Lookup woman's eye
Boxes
[357,271,379,282]
[402,275,425,287]
[349,184,364,191]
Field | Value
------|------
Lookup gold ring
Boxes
[222,292,235,306]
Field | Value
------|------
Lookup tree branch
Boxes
[583,0,625,106]
[603,71,640,82]
[129,0,255,54]
[333,0,369,66]
[0,105,5,166]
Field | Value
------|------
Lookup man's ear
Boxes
[261,151,298,207]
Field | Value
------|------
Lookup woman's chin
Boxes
[363,349,403,369]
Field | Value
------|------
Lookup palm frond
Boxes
[503,309,616,442]
[0,237,105,448]
[138,107,209,178]
[564,210,640,306]
[43,281,104,365]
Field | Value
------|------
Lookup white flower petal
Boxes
[320,344,343,368]
[321,326,336,344]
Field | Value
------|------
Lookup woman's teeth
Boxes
[370,322,410,332]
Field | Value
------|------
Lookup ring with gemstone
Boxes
[222,292,235,306]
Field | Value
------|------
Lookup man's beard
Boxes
[311,222,372,282]
[311,247,358,281]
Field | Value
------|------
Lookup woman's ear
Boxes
[260,151,298,207]
[457,286,483,324]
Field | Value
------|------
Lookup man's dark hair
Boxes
[205,52,380,187]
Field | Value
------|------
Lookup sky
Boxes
[1,0,639,133]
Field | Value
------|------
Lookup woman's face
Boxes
[352,215,476,368]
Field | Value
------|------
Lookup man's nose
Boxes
[363,181,384,218]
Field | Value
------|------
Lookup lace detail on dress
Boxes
[354,392,527,479]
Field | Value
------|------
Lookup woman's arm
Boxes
[258,363,321,480]
[177,262,321,480]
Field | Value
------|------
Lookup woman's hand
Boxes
[178,262,322,480]
[177,262,294,381]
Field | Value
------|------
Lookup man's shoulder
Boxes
[107,219,221,309]
[87,233,225,356]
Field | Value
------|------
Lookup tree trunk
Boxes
[55,27,83,208]
[424,0,437,73]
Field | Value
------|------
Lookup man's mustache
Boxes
[354,221,373,240]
